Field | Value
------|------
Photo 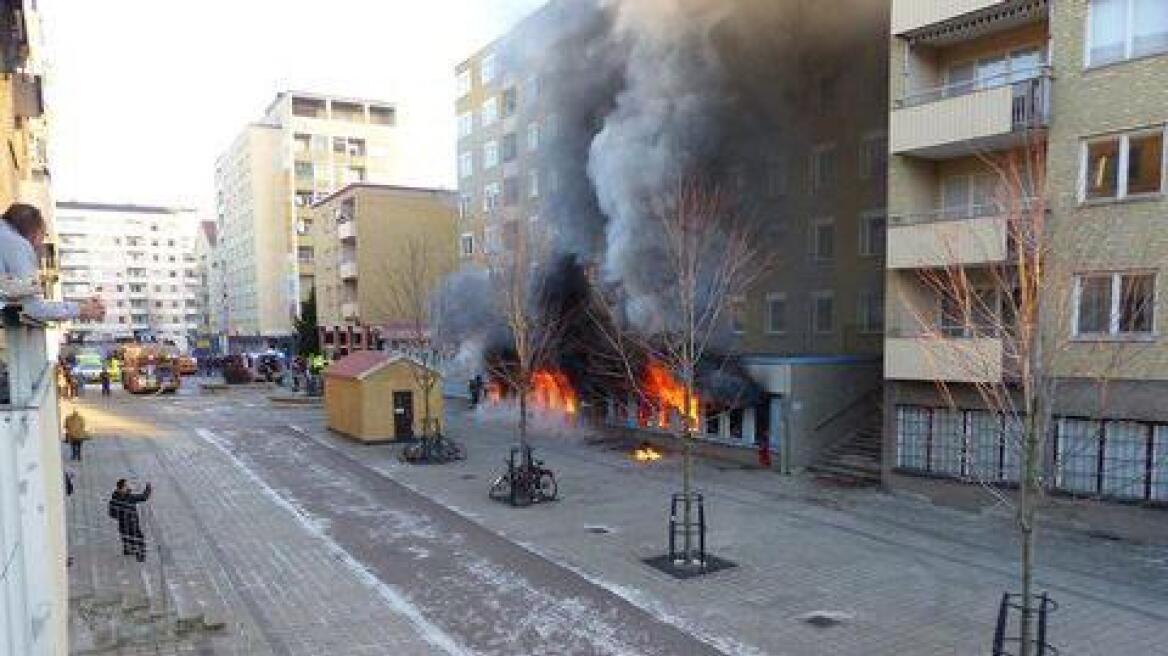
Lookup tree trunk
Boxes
[681,369,695,563]
[518,385,528,450]
[1018,414,1041,656]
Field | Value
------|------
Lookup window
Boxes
[482,97,498,125]
[484,140,499,169]
[459,151,474,178]
[502,133,518,162]
[527,122,540,151]
[1074,272,1156,337]
[459,233,475,257]
[294,133,311,154]
[458,112,473,138]
[943,173,999,217]
[458,194,473,219]
[812,293,834,333]
[859,134,887,180]
[481,53,498,83]
[502,87,518,117]
[333,137,346,154]
[810,144,836,194]
[503,177,520,206]
[857,291,884,334]
[347,138,366,157]
[523,75,540,106]
[1088,0,1168,66]
[945,47,1045,97]
[483,182,501,214]
[456,69,471,97]
[858,211,886,257]
[295,162,314,181]
[810,219,834,262]
[765,293,787,334]
[484,225,501,254]
[730,297,745,334]
[529,170,540,198]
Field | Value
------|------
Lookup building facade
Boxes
[885,0,1168,507]
[214,92,401,346]
[454,0,890,462]
[54,202,202,349]
[1,3,68,653]
[312,183,457,359]
[191,220,217,352]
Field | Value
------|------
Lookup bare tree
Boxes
[588,175,769,564]
[484,221,566,449]
[380,234,455,437]
[898,141,1155,654]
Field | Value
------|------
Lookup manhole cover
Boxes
[460,474,477,480]
[586,526,611,534]
[799,611,852,628]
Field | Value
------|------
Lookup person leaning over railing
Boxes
[0,203,104,321]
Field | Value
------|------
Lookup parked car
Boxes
[75,352,104,383]
[177,355,198,376]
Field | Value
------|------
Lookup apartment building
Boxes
[214,92,401,346]
[312,183,457,359]
[455,0,890,466]
[192,220,217,350]
[54,202,201,348]
[0,0,56,295]
[885,0,1168,507]
[0,4,67,654]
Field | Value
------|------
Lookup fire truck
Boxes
[120,344,182,394]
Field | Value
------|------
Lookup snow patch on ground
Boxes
[195,428,470,656]
[510,539,770,656]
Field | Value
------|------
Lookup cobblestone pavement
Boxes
[66,385,450,655]
[68,384,1168,655]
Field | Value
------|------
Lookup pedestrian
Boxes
[108,479,152,562]
[72,365,85,397]
[99,366,112,397]
[757,431,772,469]
[64,407,88,461]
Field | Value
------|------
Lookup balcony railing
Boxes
[891,70,1050,157]
[898,66,1050,110]
[890,197,1040,226]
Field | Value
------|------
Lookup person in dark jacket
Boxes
[109,479,152,561]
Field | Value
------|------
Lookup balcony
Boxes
[0,308,68,655]
[891,70,1049,158]
[341,302,359,321]
[887,206,1010,269]
[893,0,1047,42]
[338,220,357,241]
[885,334,1004,383]
[339,260,358,280]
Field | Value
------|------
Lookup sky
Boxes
[40,0,547,215]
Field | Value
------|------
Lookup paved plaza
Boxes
[64,383,1168,655]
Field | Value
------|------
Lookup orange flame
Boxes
[486,380,503,404]
[643,361,699,429]
[532,369,578,415]
[632,443,663,462]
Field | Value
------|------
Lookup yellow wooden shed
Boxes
[324,351,444,442]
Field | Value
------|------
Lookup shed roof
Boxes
[324,351,439,381]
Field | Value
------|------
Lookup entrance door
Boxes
[393,391,414,438]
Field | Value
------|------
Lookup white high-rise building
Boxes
[54,202,202,349]
[214,91,401,345]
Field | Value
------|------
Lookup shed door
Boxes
[393,391,414,438]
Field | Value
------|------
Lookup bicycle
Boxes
[488,445,556,505]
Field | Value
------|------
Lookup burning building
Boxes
[448,0,888,471]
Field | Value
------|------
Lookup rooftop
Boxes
[56,201,198,215]
[310,183,456,209]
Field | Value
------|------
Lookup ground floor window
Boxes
[1056,417,1168,501]
[895,405,1019,483]
[897,404,1168,502]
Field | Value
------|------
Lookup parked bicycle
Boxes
[399,434,466,464]
[489,444,557,506]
